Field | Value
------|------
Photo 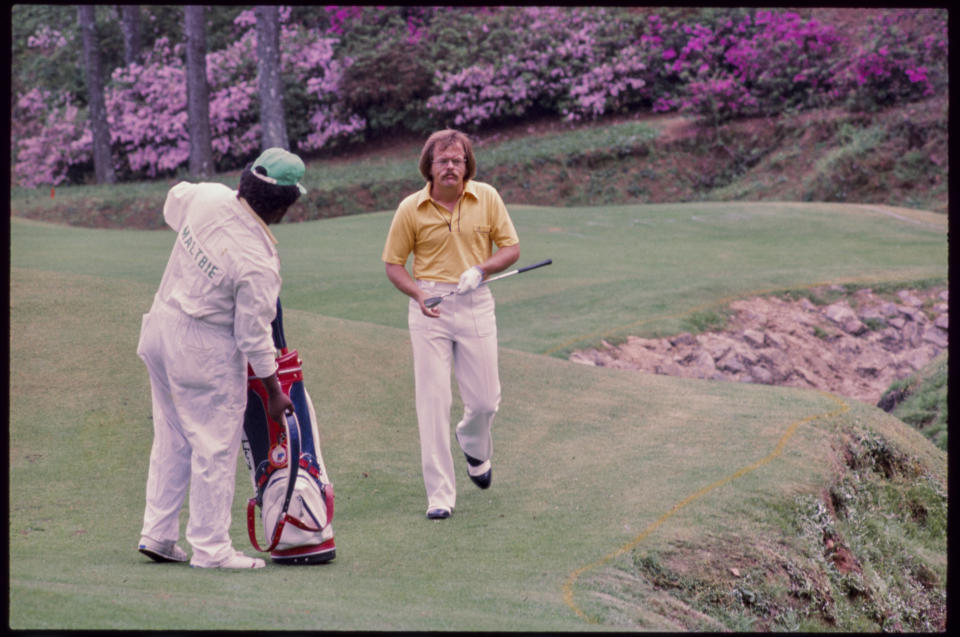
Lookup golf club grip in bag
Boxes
[242,298,336,565]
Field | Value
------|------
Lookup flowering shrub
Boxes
[10,6,949,186]
[13,89,91,187]
[106,37,190,178]
[829,9,948,111]
[426,7,649,126]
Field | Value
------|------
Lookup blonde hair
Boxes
[418,129,477,183]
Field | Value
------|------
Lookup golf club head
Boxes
[424,296,442,309]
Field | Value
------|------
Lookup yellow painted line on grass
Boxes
[562,391,850,623]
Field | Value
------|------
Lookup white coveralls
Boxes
[137,182,281,567]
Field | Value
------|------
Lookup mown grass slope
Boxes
[8,200,946,630]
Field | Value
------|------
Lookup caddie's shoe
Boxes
[138,536,188,563]
[426,508,451,519]
[215,551,266,569]
[464,453,492,490]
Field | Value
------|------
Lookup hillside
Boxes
[9,96,948,229]
[304,94,948,220]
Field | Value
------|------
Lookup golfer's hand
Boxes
[418,293,441,318]
[456,266,484,294]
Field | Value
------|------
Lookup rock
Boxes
[854,352,889,378]
[566,286,947,406]
[733,343,760,366]
[902,322,923,348]
[670,332,696,347]
[897,290,924,307]
[743,329,766,348]
[569,351,599,366]
[858,306,886,321]
[844,318,868,335]
[899,348,933,371]
[656,360,684,376]
[766,332,787,350]
[877,327,902,349]
[878,301,900,317]
[899,306,926,323]
[717,351,746,373]
[683,350,717,378]
[758,348,792,381]
[824,301,857,324]
[749,365,774,384]
[923,326,948,348]
[791,366,818,386]
[697,333,733,361]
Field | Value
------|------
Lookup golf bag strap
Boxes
[246,409,302,553]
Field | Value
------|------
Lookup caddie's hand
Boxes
[262,372,295,422]
[456,266,484,294]
[268,392,295,424]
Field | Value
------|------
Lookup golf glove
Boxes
[457,266,484,294]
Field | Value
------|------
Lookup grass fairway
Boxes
[8,201,946,630]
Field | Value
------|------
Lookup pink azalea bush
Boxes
[13,88,91,187]
[11,6,948,186]
[829,9,947,110]
[14,7,361,185]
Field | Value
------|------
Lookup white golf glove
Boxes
[456,266,484,294]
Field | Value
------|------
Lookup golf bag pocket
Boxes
[260,470,334,551]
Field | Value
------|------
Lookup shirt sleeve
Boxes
[486,187,519,248]
[233,258,281,379]
[162,182,193,232]
[381,198,416,265]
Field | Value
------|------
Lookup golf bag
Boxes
[241,299,335,565]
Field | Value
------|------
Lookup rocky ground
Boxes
[570,286,948,406]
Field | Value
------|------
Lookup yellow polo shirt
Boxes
[382,180,519,283]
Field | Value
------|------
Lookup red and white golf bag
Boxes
[241,299,335,565]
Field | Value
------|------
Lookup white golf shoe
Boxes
[138,536,189,563]
[192,550,266,569]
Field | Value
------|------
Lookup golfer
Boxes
[382,129,520,519]
[137,148,307,568]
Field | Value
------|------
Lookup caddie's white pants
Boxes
[136,303,248,567]
[409,281,501,512]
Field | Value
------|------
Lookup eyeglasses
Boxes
[432,157,466,167]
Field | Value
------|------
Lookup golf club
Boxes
[424,258,553,308]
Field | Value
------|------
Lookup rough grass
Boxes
[878,352,948,451]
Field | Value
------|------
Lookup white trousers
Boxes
[136,304,248,567]
[409,281,501,512]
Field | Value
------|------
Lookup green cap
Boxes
[251,147,307,195]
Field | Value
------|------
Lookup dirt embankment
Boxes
[570,286,948,406]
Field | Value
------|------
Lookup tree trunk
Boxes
[117,5,142,66]
[77,5,116,184]
[184,5,214,178]
[255,5,289,150]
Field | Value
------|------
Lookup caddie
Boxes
[382,129,520,520]
[137,148,307,569]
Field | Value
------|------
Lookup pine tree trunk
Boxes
[184,5,214,178]
[255,5,289,150]
[77,5,116,184]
